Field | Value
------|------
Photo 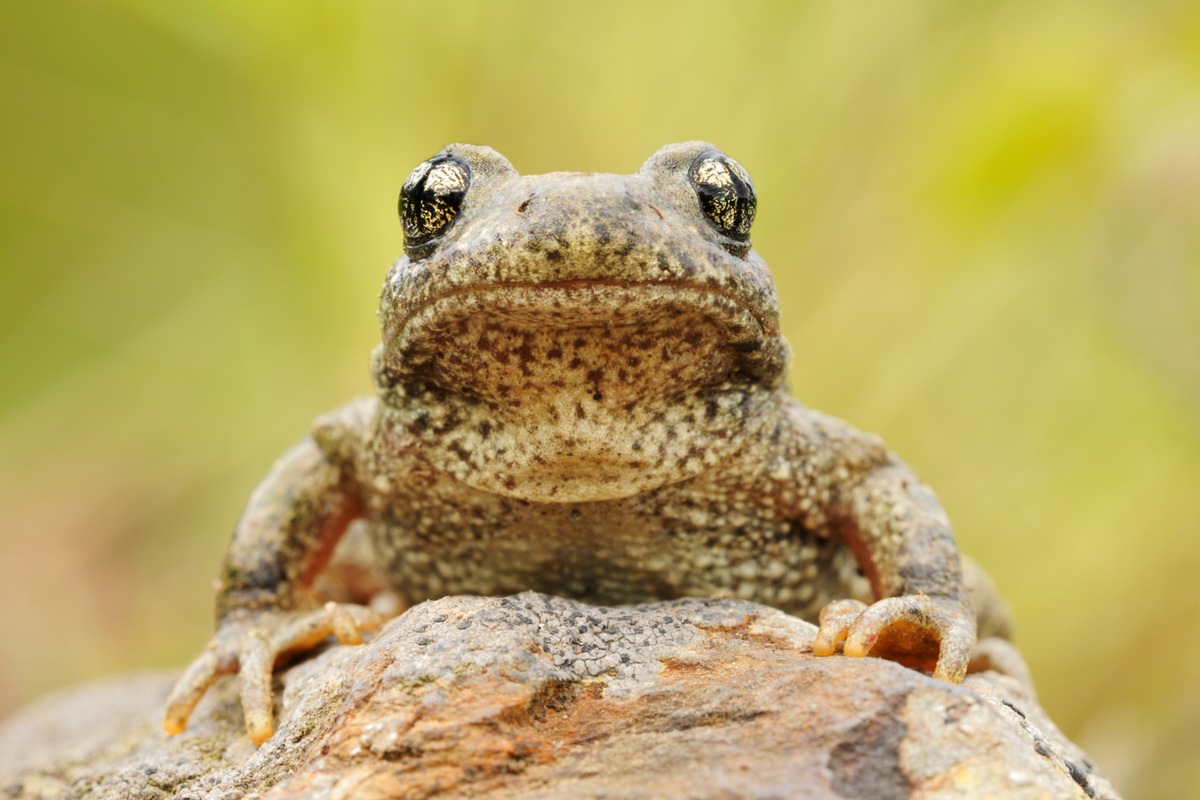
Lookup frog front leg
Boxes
[811,458,976,683]
[162,434,383,745]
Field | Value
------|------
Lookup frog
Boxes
[163,142,1016,746]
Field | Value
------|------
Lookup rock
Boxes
[0,594,1121,800]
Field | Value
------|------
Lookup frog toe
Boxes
[268,602,384,655]
[163,646,234,735]
[237,630,276,745]
[812,598,868,657]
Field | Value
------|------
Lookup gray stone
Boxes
[0,594,1121,799]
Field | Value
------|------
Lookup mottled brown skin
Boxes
[164,142,1013,746]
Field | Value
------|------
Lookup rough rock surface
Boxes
[0,595,1121,800]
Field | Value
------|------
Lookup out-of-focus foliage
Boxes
[1,2,1197,795]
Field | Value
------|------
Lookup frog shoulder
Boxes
[310,396,378,463]
[774,397,889,468]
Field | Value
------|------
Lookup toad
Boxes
[163,142,1015,745]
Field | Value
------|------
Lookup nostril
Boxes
[517,196,535,214]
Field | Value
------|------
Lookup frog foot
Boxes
[811,595,974,683]
[162,601,384,745]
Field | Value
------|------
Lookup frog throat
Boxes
[371,282,790,502]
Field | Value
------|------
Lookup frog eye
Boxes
[399,154,471,248]
[689,150,756,243]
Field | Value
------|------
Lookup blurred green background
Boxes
[1,1,1197,795]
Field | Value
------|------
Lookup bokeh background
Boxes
[2,2,1198,796]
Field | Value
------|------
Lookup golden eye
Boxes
[689,150,756,244]
[398,154,471,248]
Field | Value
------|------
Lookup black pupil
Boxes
[400,156,469,246]
[690,153,755,242]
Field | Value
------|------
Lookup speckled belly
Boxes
[363,474,870,622]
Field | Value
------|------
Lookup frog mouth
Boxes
[377,279,786,404]
[385,278,778,338]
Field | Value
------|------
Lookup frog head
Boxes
[373,143,790,502]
